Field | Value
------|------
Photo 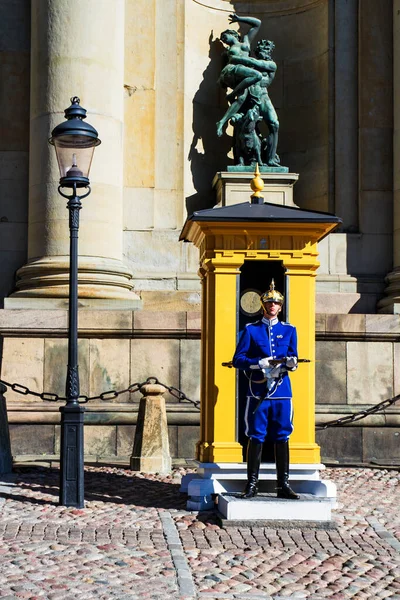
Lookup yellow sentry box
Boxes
[180,198,340,465]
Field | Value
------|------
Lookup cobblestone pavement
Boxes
[0,465,398,599]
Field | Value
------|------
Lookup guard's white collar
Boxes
[262,316,279,327]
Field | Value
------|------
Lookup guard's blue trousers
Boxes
[244,397,293,443]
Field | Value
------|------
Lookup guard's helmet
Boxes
[260,279,284,305]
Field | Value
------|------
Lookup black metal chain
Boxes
[1,376,398,423]
[0,377,200,410]
[158,383,200,409]
[316,394,400,430]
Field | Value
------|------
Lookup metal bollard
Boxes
[0,383,13,474]
[130,383,172,473]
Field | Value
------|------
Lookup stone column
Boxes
[9,0,139,307]
[379,1,400,313]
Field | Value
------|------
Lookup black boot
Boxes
[275,440,300,500]
[241,439,263,498]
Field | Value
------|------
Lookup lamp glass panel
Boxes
[53,135,97,179]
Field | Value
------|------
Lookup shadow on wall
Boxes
[186,1,331,215]
[186,31,233,216]
[0,250,27,310]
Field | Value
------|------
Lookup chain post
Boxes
[0,382,12,474]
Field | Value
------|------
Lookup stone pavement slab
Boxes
[0,465,397,599]
[217,493,332,524]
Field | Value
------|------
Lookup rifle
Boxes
[221,359,312,415]
[222,359,312,415]
[222,358,311,368]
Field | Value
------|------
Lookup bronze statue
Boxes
[216,14,262,138]
[217,15,282,168]
[232,104,263,166]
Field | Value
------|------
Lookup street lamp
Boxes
[49,97,101,507]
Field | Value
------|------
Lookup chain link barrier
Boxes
[316,393,400,430]
[0,377,200,410]
[1,376,399,425]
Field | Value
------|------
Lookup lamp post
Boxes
[49,97,101,507]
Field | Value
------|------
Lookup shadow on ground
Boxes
[1,466,188,510]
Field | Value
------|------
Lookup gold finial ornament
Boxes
[250,163,264,201]
[260,278,284,305]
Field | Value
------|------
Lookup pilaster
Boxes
[197,256,243,463]
[334,0,358,230]
[285,256,320,463]
[364,0,396,313]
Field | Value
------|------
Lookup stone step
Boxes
[217,492,333,526]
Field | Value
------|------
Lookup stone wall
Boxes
[0,0,398,463]
[316,235,388,314]
[1,310,399,464]
[0,310,201,460]
[0,0,395,311]
[316,314,400,464]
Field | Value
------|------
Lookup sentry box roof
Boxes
[180,201,342,244]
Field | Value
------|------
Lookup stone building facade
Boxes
[0,0,399,464]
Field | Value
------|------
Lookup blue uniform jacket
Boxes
[232,317,298,399]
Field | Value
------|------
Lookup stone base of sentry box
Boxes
[181,462,337,512]
[217,492,334,527]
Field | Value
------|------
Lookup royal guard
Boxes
[232,280,300,500]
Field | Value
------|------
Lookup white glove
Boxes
[265,365,281,379]
[286,356,298,370]
[258,356,273,369]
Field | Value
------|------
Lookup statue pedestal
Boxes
[212,171,299,208]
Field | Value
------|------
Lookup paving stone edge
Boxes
[367,515,400,552]
[159,510,197,599]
